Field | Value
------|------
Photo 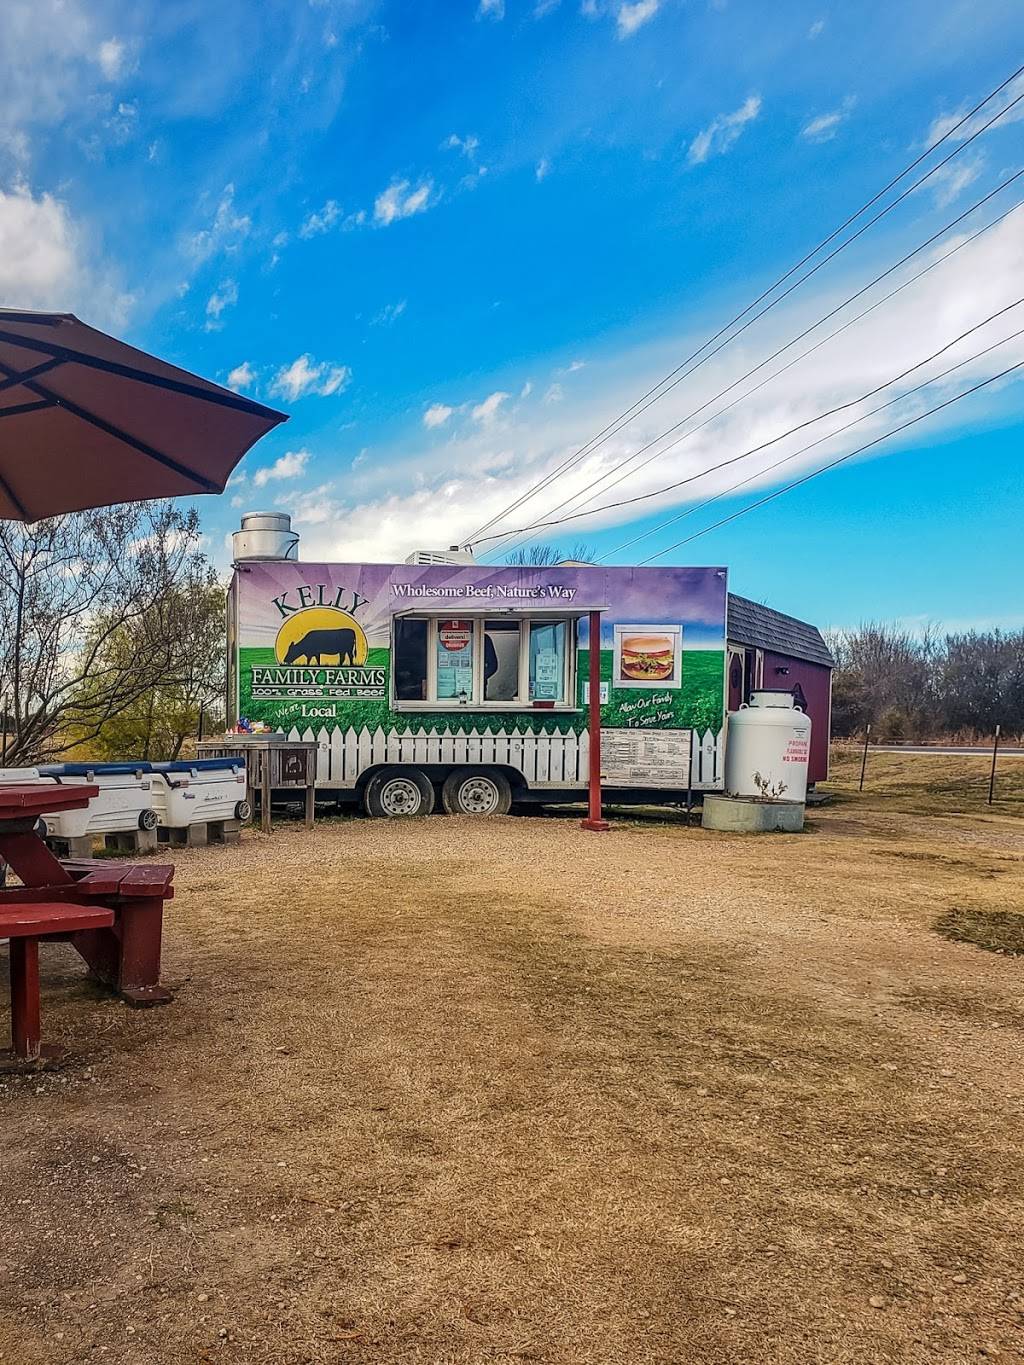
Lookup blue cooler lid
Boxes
[39,761,154,776]
[152,758,245,773]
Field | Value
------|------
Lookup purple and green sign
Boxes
[230,561,728,751]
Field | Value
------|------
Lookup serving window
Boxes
[391,615,577,710]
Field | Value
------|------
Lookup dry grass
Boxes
[935,907,1024,956]
[0,768,1023,1364]
[827,745,1024,818]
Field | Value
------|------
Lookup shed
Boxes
[727,593,834,785]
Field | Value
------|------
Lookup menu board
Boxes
[601,728,692,788]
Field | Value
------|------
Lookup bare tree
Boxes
[825,621,1024,740]
[0,502,210,765]
[505,542,597,566]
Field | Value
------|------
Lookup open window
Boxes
[391,615,577,710]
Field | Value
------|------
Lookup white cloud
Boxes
[471,391,509,424]
[424,403,455,429]
[561,359,586,374]
[521,381,533,398]
[801,98,855,145]
[97,37,126,80]
[478,0,505,18]
[930,155,985,209]
[373,179,434,227]
[535,0,561,13]
[374,299,407,325]
[299,199,341,238]
[443,133,480,160]
[253,450,311,487]
[288,212,1024,564]
[205,278,238,329]
[808,17,825,38]
[925,73,1024,147]
[269,354,352,401]
[544,383,564,403]
[688,95,762,166]
[318,365,351,396]
[227,361,256,392]
[0,181,130,324]
[616,0,660,38]
[187,184,251,262]
[535,157,551,182]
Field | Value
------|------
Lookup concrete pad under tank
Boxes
[701,794,805,833]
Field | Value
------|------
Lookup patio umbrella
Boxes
[0,309,287,521]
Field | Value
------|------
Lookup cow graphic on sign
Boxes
[274,608,368,666]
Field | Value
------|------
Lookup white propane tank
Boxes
[725,689,812,803]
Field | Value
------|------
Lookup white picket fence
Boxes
[284,724,724,791]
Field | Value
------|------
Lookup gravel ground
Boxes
[0,785,1022,1364]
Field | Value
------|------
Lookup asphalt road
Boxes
[870,744,1024,756]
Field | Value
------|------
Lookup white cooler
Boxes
[150,759,249,828]
[0,768,44,783]
[36,762,158,837]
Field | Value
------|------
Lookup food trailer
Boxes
[227,520,728,816]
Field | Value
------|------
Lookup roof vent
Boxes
[232,511,300,564]
[404,547,476,566]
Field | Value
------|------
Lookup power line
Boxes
[638,354,1024,562]
[482,165,1024,558]
[472,291,1024,560]
[480,196,1024,553]
[486,145,1024,559]
[497,195,1024,553]
[463,62,1024,548]
[477,293,1024,559]
[622,318,1024,560]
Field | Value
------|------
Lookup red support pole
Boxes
[581,609,610,833]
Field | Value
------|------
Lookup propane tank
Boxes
[725,689,812,803]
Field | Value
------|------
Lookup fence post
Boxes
[988,723,1001,805]
[859,723,871,793]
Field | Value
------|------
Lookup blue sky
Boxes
[2,0,1024,632]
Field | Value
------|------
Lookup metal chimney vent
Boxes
[232,511,300,563]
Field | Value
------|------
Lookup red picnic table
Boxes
[0,784,174,1062]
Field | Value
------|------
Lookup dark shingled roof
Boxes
[728,593,834,668]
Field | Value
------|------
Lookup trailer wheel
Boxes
[234,799,252,822]
[139,808,158,831]
[364,767,435,819]
[441,768,512,817]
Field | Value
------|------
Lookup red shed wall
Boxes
[758,651,831,782]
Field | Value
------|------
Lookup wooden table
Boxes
[0,784,174,1060]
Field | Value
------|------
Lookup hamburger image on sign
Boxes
[621,634,675,681]
[613,623,683,689]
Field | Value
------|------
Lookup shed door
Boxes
[727,650,745,711]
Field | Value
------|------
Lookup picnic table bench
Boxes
[0,784,174,1062]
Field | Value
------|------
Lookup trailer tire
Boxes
[139,808,158,831]
[364,767,435,819]
[235,799,252,822]
[441,768,512,817]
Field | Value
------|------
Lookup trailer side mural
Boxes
[230,561,728,797]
